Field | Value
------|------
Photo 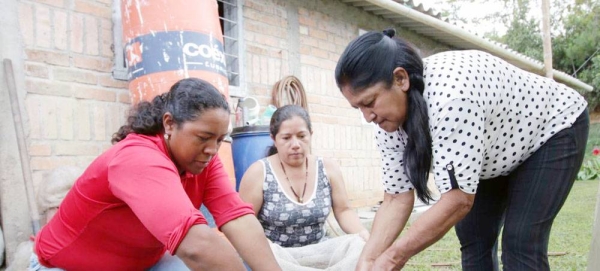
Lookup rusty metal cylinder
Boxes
[121,0,229,104]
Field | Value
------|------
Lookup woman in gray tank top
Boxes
[239,105,370,247]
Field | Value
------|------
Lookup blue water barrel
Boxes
[230,125,273,191]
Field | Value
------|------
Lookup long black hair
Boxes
[267,105,312,156]
[111,78,229,144]
[335,28,433,203]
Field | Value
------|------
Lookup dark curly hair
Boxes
[111,78,229,144]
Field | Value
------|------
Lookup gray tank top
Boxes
[258,157,332,247]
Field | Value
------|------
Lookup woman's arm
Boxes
[373,189,474,270]
[238,161,266,215]
[175,224,246,270]
[324,158,369,239]
[221,214,282,271]
[356,191,414,271]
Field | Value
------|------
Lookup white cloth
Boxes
[270,234,365,271]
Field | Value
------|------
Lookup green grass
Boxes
[584,123,600,161]
[400,180,598,270]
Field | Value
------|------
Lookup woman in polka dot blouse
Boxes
[335,29,589,270]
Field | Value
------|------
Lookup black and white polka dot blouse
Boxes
[376,50,587,195]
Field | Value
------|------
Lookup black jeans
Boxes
[455,108,589,271]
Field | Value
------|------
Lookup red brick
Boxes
[108,103,128,132]
[35,0,66,8]
[245,0,280,15]
[312,114,337,124]
[318,40,336,52]
[53,10,68,50]
[300,55,322,68]
[25,63,50,78]
[35,5,52,48]
[29,143,52,156]
[55,142,99,156]
[84,15,99,55]
[250,55,259,84]
[98,74,128,89]
[18,3,34,46]
[298,15,317,27]
[70,14,84,53]
[74,102,91,140]
[261,35,283,49]
[53,67,97,85]
[73,86,116,102]
[117,91,131,104]
[246,44,269,55]
[25,78,72,97]
[99,18,113,57]
[309,29,328,40]
[39,100,58,139]
[25,98,42,139]
[30,157,78,170]
[267,58,279,85]
[91,104,107,140]
[74,0,111,18]
[57,100,74,140]
[306,95,321,104]
[244,21,263,34]
[301,37,319,48]
[299,45,310,55]
[72,55,112,72]
[260,57,268,84]
[25,49,70,66]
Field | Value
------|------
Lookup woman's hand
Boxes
[372,249,406,270]
[355,258,374,271]
[356,251,407,271]
[358,229,370,242]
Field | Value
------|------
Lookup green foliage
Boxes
[553,1,600,107]
[577,155,600,181]
[436,0,600,107]
[500,17,543,61]
[579,123,600,181]
[584,123,600,159]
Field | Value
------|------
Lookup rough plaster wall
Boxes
[0,0,34,265]
[241,0,451,207]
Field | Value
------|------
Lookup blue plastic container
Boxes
[230,125,273,191]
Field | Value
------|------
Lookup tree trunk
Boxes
[541,0,553,78]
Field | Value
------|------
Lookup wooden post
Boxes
[588,185,600,270]
[541,0,553,78]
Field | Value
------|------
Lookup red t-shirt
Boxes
[34,133,253,271]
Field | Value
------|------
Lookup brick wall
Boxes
[17,0,130,191]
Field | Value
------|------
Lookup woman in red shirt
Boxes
[33,78,281,271]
